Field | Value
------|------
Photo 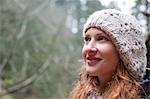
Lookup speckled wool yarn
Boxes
[83,9,147,79]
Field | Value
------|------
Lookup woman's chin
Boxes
[85,64,101,76]
[86,69,98,76]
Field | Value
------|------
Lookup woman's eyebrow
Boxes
[96,32,108,37]
[83,34,90,37]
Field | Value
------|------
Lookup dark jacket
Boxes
[141,80,150,99]
[143,35,150,99]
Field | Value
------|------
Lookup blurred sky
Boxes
[99,0,136,14]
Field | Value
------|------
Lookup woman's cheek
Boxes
[82,46,86,60]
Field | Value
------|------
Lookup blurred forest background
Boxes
[0,0,149,99]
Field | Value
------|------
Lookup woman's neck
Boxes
[98,70,116,87]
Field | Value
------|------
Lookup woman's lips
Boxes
[86,57,102,66]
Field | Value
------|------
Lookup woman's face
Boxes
[82,28,119,78]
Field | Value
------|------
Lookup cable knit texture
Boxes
[86,88,102,99]
[83,9,147,80]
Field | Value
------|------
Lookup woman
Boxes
[70,9,150,99]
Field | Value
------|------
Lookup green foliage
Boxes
[0,8,49,85]
[55,0,67,6]
[0,1,82,98]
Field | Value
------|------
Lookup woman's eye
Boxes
[97,36,108,41]
[84,36,91,42]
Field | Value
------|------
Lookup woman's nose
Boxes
[86,47,98,57]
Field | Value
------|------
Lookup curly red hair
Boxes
[70,62,144,99]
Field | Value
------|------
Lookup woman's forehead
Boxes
[84,27,108,37]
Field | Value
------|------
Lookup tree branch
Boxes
[0,57,50,97]
[13,0,26,10]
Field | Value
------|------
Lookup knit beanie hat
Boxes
[83,9,147,80]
